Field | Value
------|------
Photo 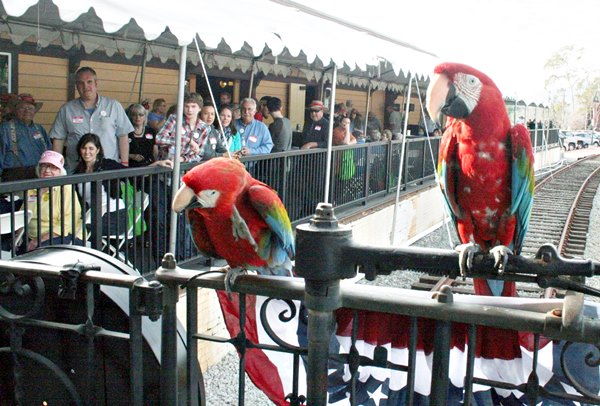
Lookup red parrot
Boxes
[172,157,296,405]
[172,157,295,277]
[426,62,535,298]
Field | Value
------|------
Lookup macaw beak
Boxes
[172,184,202,213]
[426,72,450,125]
[427,71,474,121]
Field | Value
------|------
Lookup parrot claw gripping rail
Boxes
[343,243,600,298]
[297,204,600,300]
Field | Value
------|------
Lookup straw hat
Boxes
[9,93,44,112]
[306,100,326,111]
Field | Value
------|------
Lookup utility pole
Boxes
[592,89,599,132]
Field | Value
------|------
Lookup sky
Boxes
[302,0,600,103]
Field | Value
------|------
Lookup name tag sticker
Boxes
[32,131,42,140]
[315,125,322,131]
[72,116,84,124]
[145,133,153,139]
[248,136,258,143]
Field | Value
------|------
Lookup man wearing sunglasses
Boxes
[300,100,330,150]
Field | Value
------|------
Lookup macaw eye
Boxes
[456,73,480,90]
[455,72,482,100]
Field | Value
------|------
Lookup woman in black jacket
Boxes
[74,133,172,239]
[74,133,129,238]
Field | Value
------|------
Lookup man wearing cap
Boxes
[49,66,133,172]
[235,98,273,156]
[301,100,330,149]
[0,93,51,181]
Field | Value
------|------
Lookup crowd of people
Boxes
[0,65,412,255]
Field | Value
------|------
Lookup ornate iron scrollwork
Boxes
[0,273,45,320]
[259,297,304,351]
[560,341,600,401]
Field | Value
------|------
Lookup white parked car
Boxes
[559,131,594,150]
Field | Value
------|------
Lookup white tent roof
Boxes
[1,0,437,79]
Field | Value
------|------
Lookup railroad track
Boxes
[413,154,600,295]
[522,154,600,258]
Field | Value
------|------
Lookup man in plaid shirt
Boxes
[156,93,212,163]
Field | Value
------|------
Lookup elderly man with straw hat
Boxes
[0,93,50,181]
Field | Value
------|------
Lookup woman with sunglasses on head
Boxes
[127,104,158,167]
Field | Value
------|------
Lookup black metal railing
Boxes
[0,131,557,273]
[1,201,599,405]
[0,247,168,405]
[531,128,560,151]
[0,137,441,271]
[152,204,600,406]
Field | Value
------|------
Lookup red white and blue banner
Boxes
[218,285,600,405]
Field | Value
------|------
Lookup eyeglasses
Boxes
[17,106,36,112]
[40,163,59,171]
[132,113,145,117]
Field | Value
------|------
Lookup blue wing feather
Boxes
[510,125,535,255]
[248,184,295,273]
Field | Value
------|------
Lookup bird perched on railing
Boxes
[427,62,535,367]
[172,157,295,289]
[426,62,534,297]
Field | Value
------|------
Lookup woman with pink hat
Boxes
[26,150,84,251]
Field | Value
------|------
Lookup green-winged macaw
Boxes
[172,157,295,280]
[426,62,534,297]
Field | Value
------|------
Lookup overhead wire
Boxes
[193,36,232,159]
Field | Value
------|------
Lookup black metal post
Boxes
[160,254,179,406]
[296,203,356,405]
[186,287,200,405]
[430,286,453,406]
[129,280,144,406]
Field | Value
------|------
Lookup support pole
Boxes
[323,65,337,204]
[296,204,355,406]
[248,61,256,98]
[168,45,187,255]
[390,75,412,245]
[533,106,538,151]
[138,44,147,103]
[363,81,372,136]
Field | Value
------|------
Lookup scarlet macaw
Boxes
[172,157,295,278]
[426,62,534,297]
